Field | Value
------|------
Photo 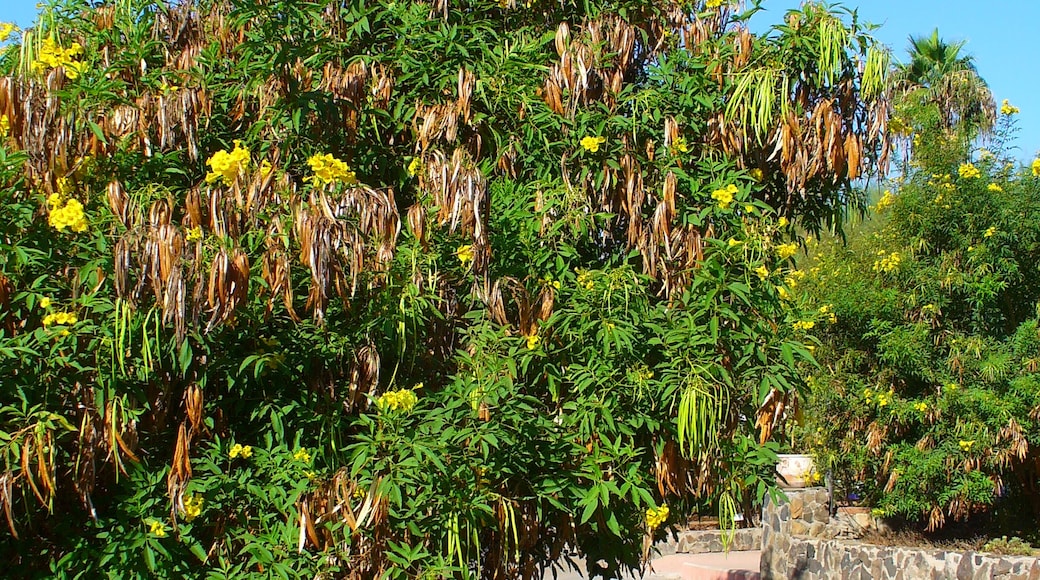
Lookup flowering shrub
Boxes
[0,0,887,577]
[801,113,1040,531]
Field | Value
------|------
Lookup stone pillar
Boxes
[760,487,831,580]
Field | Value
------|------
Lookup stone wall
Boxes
[760,487,1040,580]
[655,527,761,556]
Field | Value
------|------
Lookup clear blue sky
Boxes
[4,0,1040,156]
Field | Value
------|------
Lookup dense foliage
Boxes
[802,111,1040,533]
[0,0,888,577]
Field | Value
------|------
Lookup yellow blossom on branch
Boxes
[294,448,313,462]
[792,320,815,331]
[407,157,422,177]
[987,183,1003,192]
[308,152,356,186]
[377,389,418,413]
[580,135,606,152]
[48,196,88,233]
[958,162,981,179]
[182,493,204,522]
[959,440,975,452]
[754,265,770,280]
[229,443,253,459]
[777,243,798,260]
[1032,159,1040,178]
[646,505,669,529]
[1000,99,1020,116]
[39,297,52,309]
[147,519,167,538]
[205,140,251,185]
[711,184,738,210]
[524,332,541,350]
[456,244,474,266]
[31,38,85,78]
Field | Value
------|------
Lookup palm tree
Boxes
[894,29,994,133]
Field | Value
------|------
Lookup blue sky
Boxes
[5,0,1039,156]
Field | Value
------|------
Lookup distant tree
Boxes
[893,29,994,136]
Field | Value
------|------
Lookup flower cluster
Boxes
[43,311,77,326]
[308,153,357,186]
[958,440,975,452]
[958,162,981,179]
[914,402,928,413]
[229,443,253,459]
[645,505,669,529]
[523,332,541,350]
[705,0,728,8]
[777,243,798,260]
[47,193,88,233]
[580,135,606,152]
[185,226,204,242]
[294,448,312,462]
[874,189,895,212]
[147,519,167,538]
[377,388,418,413]
[0,22,17,43]
[407,157,422,177]
[754,265,770,280]
[31,38,86,79]
[182,493,204,522]
[1032,158,1040,178]
[987,183,1003,192]
[872,250,901,273]
[819,304,837,324]
[711,184,738,210]
[670,137,689,155]
[0,114,8,138]
[1000,99,1019,116]
[576,269,595,290]
[205,140,251,185]
[456,244,474,266]
[984,226,996,238]
[863,387,893,407]
[792,320,815,331]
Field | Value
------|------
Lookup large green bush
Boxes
[802,111,1040,532]
[0,0,887,577]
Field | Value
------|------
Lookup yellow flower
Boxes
[1032,158,1040,178]
[0,23,17,43]
[31,38,85,78]
[1000,99,1020,116]
[777,243,798,260]
[524,332,541,350]
[754,265,770,280]
[377,389,418,413]
[945,382,959,392]
[915,402,928,413]
[875,190,895,211]
[43,311,77,327]
[147,519,167,538]
[792,320,815,331]
[959,440,975,452]
[705,0,727,8]
[711,184,738,210]
[294,448,313,462]
[958,162,981,179]
[872,251,901,273]
[185,226,203,242]
[0,114,8,138]
[580,135,606,152]
[48,197,88,233]
[39,297,51,309]
[670,137,689,154]
[182,494,204,522]
[727,238,742,247]
[777,286,790,300]
[646,504,669,529]
[407,157,422,177]
[205,140,251,185]
[456,244,474,266]
[259,159,273,178]
[749,168,764,182]
[987,183,1003,192]
[229,443,253,459]
[777,216,789,228]
[984,226,996,238]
